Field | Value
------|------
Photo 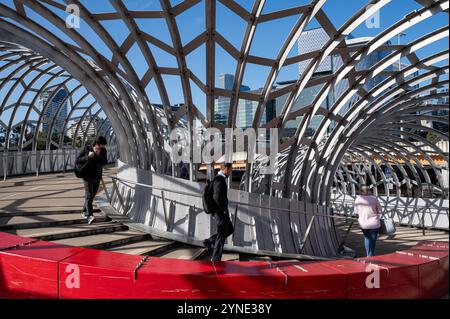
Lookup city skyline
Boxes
[1,1,448,123]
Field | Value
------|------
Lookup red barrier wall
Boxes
[0,240,84,298]
[135,258,220,299]
[59,249,142,299]
[268,260,347,298]
[0,233,448,299]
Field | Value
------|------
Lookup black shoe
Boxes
[203,239,213,256]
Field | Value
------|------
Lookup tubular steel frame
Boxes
[0,0,448,256]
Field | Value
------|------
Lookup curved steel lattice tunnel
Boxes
[0,0,448,257]
[0,42,116,151]
[0,42,117,176]
[0,42,117,178]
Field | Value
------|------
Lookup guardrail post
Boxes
[231,203,238,245]
[422,208,426,236]
[62,148,66,174]
[35,150,38,177]
[37,151,43,177]
[101,177,112,203]
[110,178,116,202]
[299,215,315,254]
[3,153,6,181]
[160,189,169,231]
[338,220,354,252]
[112,178,126,214]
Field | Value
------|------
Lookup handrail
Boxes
[1,148,119,180]
[335,205,450,235]
[103,174,358,222]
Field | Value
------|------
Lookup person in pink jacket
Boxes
[354,186,382,257]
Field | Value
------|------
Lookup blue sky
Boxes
[0,0,448,125]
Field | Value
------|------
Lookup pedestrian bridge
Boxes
[0,0,448,297]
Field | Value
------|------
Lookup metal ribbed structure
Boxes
[0,0,448,257]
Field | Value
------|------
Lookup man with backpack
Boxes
[202,163,234,261]
[75,136,108,225]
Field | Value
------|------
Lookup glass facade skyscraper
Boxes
[283,27,394,137]
[213,28,392,137]
[423,89,449,133]
[214,74,257,129]
[39,88,68,134]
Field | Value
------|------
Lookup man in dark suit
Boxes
[76,136,108,225]
[203,163,234,261]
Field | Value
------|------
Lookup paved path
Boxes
[334,218,448,257]
[0,166,114,213]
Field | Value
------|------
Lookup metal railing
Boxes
[102,174,450,257]
[1,147,118,181]
[333,199,449,232]
[102,174,359,254]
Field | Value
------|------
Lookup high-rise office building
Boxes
[285,27,393,137]
[67,116,100,140]
[422,89,449,134]
[215,74,273,129]
[39,88,68,134]
[218,74,235,91]
[214,28,392,136]
[298,27,335,76]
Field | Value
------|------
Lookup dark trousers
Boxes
[208,210,234,261]
[83,176,100,217]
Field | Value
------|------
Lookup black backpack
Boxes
[74,145,91,178]
[202,178,216,214]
